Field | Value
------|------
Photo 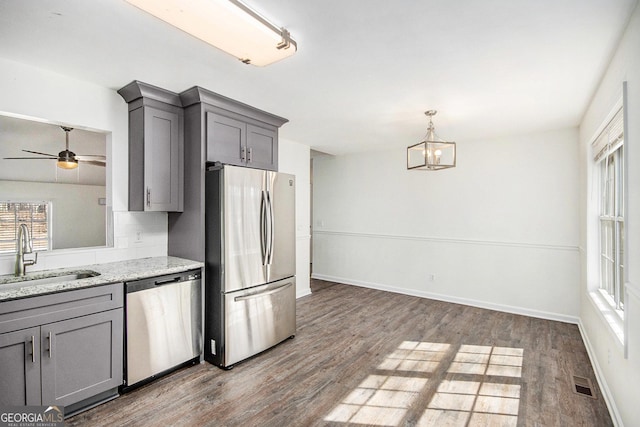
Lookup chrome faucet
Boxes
[15,223,38,276]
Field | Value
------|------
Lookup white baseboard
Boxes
[296,287,312,299]
[577,321,623,426]
[311,273,580,324]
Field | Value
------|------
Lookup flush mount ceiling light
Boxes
[124,0,297,66]
[407,110,456,171]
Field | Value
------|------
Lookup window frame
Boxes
[598,144,624,312]
[587,84,629,354]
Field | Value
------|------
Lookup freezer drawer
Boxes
[221,278,295,367]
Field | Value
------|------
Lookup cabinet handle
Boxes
[247,147,252,163]
[240,146,246,161]
[30,336,35,363]
[146,187,151,207]
[48,331,52,358]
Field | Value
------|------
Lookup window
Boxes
[0,201,50,253]
[593,106,625,311]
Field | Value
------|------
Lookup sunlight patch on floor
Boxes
[448,345,523,378]
[419,345,523,427]
[324,374,428,425]
[377,341,450,373]
[325,342,523,426]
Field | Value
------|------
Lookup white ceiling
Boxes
[0,0,636,155]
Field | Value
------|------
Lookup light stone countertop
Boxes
[0,256,203,302]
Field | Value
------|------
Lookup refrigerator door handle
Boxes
[260,190,268,265]
[267,190,275,264]
[233,281,293,302]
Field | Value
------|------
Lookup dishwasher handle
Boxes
[155,277,181,286]
[125,269,201,293]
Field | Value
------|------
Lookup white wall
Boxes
[578,2,640,425]
[0,180,106,250]
[0,58,167,274]
[312,127,580,321]
[279,138,311,298]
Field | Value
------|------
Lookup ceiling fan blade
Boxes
[76,156,106,163]
[3,157,56,160]
[22,149,57,158]
[78,160,106,167]
[75,154,107,160]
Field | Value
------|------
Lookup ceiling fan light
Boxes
[57,160,78,169]
[57,150,78,169]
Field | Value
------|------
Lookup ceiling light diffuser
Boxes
[125,0,297,66]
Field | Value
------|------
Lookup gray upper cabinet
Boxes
[118,81,184,212]
[206,113,278,170]
[246,124,278,170]
[206,113,246,167]
[0,283,123,413]
[168,86,287,262]
[182,86,287,172]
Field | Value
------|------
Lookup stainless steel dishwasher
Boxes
[122,269,202,391]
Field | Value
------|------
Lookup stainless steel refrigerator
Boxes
[205,164,296,368]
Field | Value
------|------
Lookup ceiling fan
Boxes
[3,126,106,169]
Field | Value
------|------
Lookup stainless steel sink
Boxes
[0,270,101,290]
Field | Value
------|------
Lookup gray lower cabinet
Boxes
[0,327,41,406]
[0,284,123,414]
[41,310,122,407]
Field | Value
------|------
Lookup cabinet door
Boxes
[40,310,123,407]
[246,124,278,171]
[206,112,246,166]
[144,107,182,211]
[0,327,41,406]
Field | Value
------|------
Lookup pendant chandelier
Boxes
[407,110,456,170]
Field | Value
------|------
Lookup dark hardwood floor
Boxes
[68,280,612,426]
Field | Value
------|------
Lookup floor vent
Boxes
[572,375,596,399]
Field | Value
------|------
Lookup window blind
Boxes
[592,106,624,162]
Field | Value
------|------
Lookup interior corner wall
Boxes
[578,2,640,425]
[312,127,580,321]
[278,138,311,298]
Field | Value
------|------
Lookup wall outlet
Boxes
[134,230,143,243]
[428,274,435,282]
